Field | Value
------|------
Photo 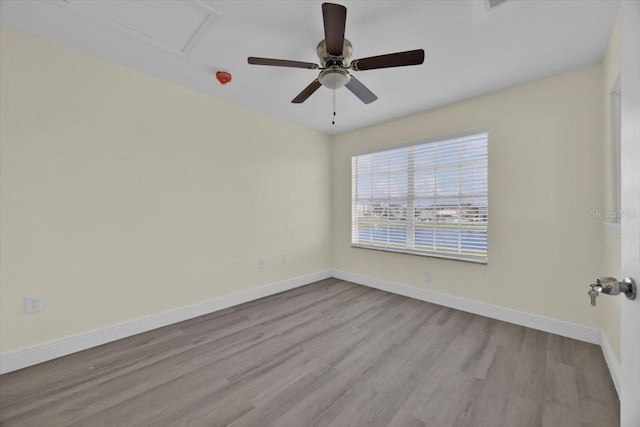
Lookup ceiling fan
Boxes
[247,2,425,105]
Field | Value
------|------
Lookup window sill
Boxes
[605,221,621,235]
[350,244,487,264]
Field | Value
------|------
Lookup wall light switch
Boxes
[423,272,431,283]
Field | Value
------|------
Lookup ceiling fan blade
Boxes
[248,57,318,69]
[322,3,347,56]
[345,76,377,104]
[292,79,322,103]
[351,49,425,71]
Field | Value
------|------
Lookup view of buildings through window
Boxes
[351,132,488,263]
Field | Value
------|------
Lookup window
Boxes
[351,132,488,263]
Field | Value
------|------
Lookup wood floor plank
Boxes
[230,359,340,427]
[452,345,520,427]
[344,343,442,427]
[503,394,542,427]
[405,334,484,425]
[273,375,377,427]
[0,279,619,427]
[547,333,574,366]
[543,359,581,427]
[410,370,481,427]
[386,409,426,427]
[458,331,497,380]
[512,328,547,401]
[571,339,620,426]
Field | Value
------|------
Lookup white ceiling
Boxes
[0,0,620,135]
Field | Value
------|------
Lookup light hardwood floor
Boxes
[0,278,619,426]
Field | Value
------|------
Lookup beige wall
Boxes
[0,24,621,358]
[600,14,622,363]
[331,64,605,329]
[0,28,331,352]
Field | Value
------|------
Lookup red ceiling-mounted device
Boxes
[216,71,232,85]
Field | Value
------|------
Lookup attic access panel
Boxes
[62,0,219,55]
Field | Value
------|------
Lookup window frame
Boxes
[351,130,489,264]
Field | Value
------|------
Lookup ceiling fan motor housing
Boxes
[316,39,353,67]
[316,39,353,89]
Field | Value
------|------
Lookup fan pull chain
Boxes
[332,87,336,125]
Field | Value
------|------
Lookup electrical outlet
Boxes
[281,255,287,264]
[260,258,268,269]
[423,272,431,283]
[24,295,43,314]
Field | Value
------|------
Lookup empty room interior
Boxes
[1,1,640,426]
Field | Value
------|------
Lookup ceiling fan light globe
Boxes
[319,68,351,89]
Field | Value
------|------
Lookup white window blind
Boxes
[351,132,488,263]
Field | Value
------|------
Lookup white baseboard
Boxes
[0,270,332,375]
[0,269,607,376]
[600,331,621,397]
[331,269,601,345]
